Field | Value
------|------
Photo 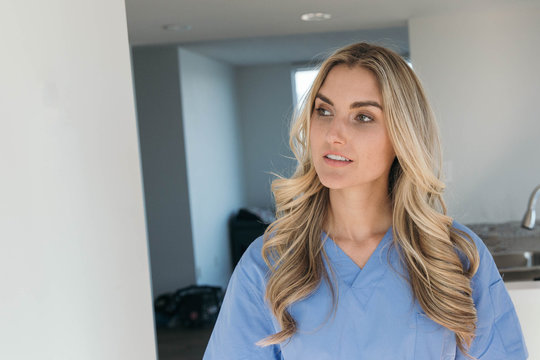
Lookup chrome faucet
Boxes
[522,184,540,229]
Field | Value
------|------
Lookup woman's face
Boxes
[309,64,396,192]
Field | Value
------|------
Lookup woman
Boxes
[203,43,528,359]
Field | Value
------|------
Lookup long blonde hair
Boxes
[258,43,480,357]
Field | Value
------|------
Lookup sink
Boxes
[493,251,540,282]
[493,251,540,268]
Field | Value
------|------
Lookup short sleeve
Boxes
[452,221,528,360]
[203,237,282,360]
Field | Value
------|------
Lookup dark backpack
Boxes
[154,285,223,328]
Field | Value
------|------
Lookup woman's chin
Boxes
[318,177,350,190]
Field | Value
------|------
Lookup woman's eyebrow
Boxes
[315,93,333,106]
[351,100,382,110]
[316,93,382,110]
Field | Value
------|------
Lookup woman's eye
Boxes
[356,113,374,123]
[316,108,332,116]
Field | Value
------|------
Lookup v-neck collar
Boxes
[322,226,393,289]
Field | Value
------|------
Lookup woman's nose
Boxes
[325,117,347,145]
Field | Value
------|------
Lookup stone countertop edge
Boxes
[465,221,540,254]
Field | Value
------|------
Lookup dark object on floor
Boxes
[155,285,223,329]
[154,292,178,327]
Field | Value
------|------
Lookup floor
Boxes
[156,325,213,360]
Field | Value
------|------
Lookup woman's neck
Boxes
[325,184,393,245]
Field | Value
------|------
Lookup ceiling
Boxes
[125,0,525,46]
[176,27,409,66]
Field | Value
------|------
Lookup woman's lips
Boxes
[323,154,353,167]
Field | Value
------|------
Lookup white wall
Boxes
[507,282,540,359]
[178,49,245,288]
[132,46,196,298]
[409,3,540,224]
[0,0,156,359]
[236,64,297,208]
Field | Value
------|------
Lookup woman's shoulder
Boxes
[450,220,483,245]
[450,219,501,283]
[233,234,272,288]
[449,223,528,358]
[450,219,491,258]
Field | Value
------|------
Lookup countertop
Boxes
[466,221,540,254]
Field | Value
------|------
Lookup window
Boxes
[292,67,319,107]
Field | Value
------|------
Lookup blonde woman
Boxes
[203,43,528,359]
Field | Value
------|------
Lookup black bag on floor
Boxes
[154,285,223,328]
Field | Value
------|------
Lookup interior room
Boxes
[126,0,540,358]
[2,0,539,359]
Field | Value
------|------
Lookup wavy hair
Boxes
[257,42,480,357]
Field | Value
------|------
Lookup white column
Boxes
[0,1,157,359]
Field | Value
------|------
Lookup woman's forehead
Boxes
[318,65,382,106]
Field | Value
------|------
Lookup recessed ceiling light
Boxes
[301,12,332,22]
[162,24,192,32]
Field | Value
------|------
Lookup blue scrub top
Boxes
[203,221,528,359]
